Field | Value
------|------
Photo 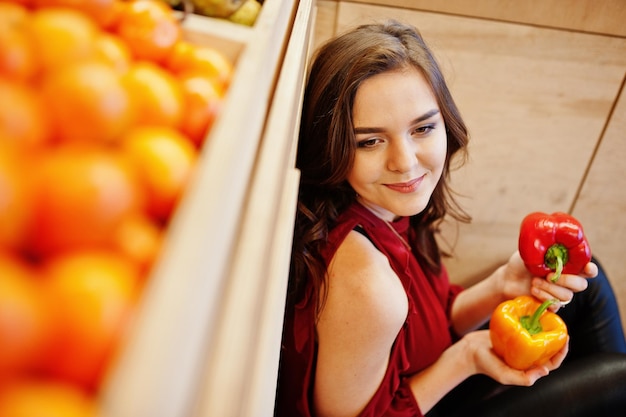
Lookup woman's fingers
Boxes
[548,273,589,292]
[515,338,569,385]
[531,278,575,309]
[548,337,570,369]
[583,261,599,278]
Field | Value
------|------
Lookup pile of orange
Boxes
[0,0,233,413]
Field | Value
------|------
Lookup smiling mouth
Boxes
[385,176,424,193]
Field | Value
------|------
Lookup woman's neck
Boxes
[355,196,401,222]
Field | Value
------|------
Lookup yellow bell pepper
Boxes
[489,295,568,370]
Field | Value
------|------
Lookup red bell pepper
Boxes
[518,212,591,282]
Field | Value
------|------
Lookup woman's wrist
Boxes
[409,340,477,412]
[491,264,511,303]
[450,336,480,377]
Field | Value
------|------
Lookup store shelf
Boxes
[98,0,305,415]
[192,0,314,414]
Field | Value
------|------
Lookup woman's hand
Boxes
[499,251,597,311]
[463,330,569,386]
[408,329,566,413]
[531,261,597,311]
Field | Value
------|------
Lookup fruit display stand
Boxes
[192,1,314,414]
[99,0,313,416]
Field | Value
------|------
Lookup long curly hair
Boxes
[289,20,470,313]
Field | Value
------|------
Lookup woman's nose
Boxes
[387,137,416,173]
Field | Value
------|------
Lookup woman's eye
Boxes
[413,124,435,136]
[356,138,381,148]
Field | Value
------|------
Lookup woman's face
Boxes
[348,67,447,222]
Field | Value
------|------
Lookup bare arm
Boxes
[408,330,566,413]
[314,238,571,417]
[450,251,597,336]
[449,266,508,336]
[314,231,408,417]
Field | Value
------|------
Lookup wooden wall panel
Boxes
[331,3,626,286]
[572,85,626,333]
[312,1,338,50]
[344,0,626,37]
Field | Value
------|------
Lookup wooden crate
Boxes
[191,1,315,414]
[99,1,310,415]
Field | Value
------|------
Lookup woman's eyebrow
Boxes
[411,109,440,124]
[354,109,441,134]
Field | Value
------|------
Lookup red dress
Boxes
[276,202,464,416]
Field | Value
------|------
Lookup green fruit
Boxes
[190,0,246,18]
[228,0,261,26]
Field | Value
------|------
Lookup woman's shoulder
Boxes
[324,202,384,249]
[321,229,408,340]
[314,230,409,415]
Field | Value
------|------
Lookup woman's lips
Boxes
[385,176,424,193]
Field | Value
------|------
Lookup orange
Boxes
[0,378,98,417]
[0,145,33,250]
[113,0,181,63]
[121,126,197,221]
[178,71,223,147]
[0,253,49,379]
[166,41,234,92]
[94,32,132,74]
[111,213,163,275]
[122,61,184,129]
[0,0,30,29]
[0,0,34,7]
[40,250,139,390]
[0,2,29,25]
[0,78,51,150]
[41,60,134,145]
[27,7,99,74]
[33,0,124,29]
[0,3,37,82]
[28,147,144,257]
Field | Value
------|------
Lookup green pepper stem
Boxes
[520,299,557,335]
[552,255,563,283]
[545,244,568,283]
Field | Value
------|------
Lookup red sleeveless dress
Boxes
[276,202,464,416]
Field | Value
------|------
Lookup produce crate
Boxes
[98,0,312,415]
[191,0,314,414]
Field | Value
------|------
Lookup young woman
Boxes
[275,20,626,417]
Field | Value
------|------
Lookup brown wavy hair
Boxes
[288,20,470,312]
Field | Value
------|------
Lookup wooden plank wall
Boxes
[313,0,626,331]
[344,0,626,37]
